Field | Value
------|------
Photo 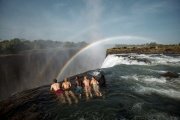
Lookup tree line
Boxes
[0,38,87,55]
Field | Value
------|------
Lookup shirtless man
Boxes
[83,76,92,100]
[50,79,66,103]
[90,77,102,96]
[62,78,78,104]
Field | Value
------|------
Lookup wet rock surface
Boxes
[161,72,179,78]
[0,69,106,120]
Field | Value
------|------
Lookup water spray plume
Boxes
[56,35,154,80]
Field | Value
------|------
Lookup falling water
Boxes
[57,35,153,80]
[0,47,79,100]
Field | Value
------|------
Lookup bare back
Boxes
[83,79,90,87]
[51,83,60,91]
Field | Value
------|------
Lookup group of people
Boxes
[50,75,102,105]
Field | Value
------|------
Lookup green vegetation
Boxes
[107,43,180,55]
[0,38,87,55]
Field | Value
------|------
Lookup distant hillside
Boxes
[107,44,180,55]
[0,38,87,55]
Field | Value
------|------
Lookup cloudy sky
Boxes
[0,0,180,43]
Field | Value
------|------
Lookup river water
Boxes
[1,54,180,120]
[100,54,180,120]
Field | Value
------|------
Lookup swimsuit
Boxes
[84,86,91,92]
[55,89,64,96]
[64,88,71,91]
[92,84,99,92]
[75,86,83,94]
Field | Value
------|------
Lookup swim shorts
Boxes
[75,86,83,94]
[55,89,64,96]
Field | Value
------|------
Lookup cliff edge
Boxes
[106,45,180,55]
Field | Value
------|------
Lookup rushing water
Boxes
[100,54,180,120]
[0,54,180,120]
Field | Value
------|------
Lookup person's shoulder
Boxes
[51,83,54,87]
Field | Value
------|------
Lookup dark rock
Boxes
[0,69,106,120]
[67,69,106,87]
[161,72,179,78]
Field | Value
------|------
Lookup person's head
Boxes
[76,76,79,79]
[64,78,68,82]
[53,79,57,83]
[84,76,87,79]
[92,76,95,80]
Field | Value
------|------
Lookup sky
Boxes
[0,0,180,44]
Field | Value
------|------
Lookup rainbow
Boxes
[56,35,153,80]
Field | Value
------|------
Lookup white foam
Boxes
[138,54,180,65]
[136,86,180,100]
[101,54,148,68]
[151,70,167,73]
[91,71,101,76]
[121,75,139,81]
[143,77,166,83]
[121,75,166,84]
[101,54,180,68]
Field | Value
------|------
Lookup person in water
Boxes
[90,77,102,97]
[75,76,83,99]
[83,76,93,100]
[62,78,78,105]
[50,79,66,104]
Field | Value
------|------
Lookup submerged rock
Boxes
[161,72,179,78]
